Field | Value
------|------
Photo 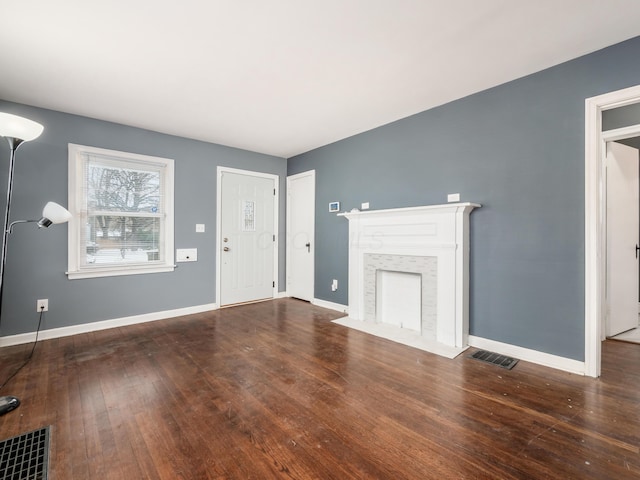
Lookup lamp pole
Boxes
[0,114,71,415]
[0,112,44,415]
[0,136,27,415]
[0,137,23,316]
[0,136,26,415]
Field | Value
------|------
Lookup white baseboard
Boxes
[312,298,348,314]
[276,291,288,299]
[468,335,585,375]
[0,303,218,348]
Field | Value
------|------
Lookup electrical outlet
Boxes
[37,299,48,312]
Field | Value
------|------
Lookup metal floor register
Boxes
[0,426,50,480]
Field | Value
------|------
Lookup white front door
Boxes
[218,169,277,306]
[286,171,315,301]
[606,141,639,336]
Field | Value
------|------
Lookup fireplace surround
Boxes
[337,203,480,355]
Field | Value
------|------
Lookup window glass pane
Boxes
[86,160,162,214]
[83,215,161,266]
[242,200,255,231]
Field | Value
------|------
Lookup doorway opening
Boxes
[585,84,640,377]
[604,139,640,341]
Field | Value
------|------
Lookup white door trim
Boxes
[216,166,279,306]
[585,83,640,377]
[286,170,316,300]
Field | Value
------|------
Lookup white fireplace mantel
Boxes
[339,202,480,351]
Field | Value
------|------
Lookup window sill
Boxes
[67,264,176,280]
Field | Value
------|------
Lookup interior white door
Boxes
[286,171,315,301]
[606,141,640,336]
[220,170,275,306]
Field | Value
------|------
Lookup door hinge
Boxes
[273,234,276,241]
[273,281,275,287]
[274,188,276,195]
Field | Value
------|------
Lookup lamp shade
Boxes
[40,202,72,225]
[0,112,44,142]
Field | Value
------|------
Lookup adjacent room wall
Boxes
[603,102,640,131]
[602,103,640,150]
[288,36,640,362]
[0,101,287,337]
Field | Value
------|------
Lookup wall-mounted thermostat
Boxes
[329,201,340,212]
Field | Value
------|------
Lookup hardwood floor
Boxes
[0,298,639,479]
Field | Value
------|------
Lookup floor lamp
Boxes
[0,112,72,415]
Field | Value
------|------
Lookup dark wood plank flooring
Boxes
[0,298,639,479]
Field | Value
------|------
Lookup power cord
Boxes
[0,307,45,391]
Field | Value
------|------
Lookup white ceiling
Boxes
[2,1,640,158]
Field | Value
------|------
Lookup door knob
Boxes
[223,246,230,252]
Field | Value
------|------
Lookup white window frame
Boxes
[67,143,175,279]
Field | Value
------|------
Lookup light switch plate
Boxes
[447,193,460,202]
[176,248,198,262]
[196,224,205,233]
[361,202,370,210]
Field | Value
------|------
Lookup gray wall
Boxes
[0,101,287,336]
[288,35,640,362]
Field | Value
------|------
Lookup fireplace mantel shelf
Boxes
[337,202,481,219]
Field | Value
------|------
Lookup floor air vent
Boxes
[470,350,519,370]
[0,426,50,480]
